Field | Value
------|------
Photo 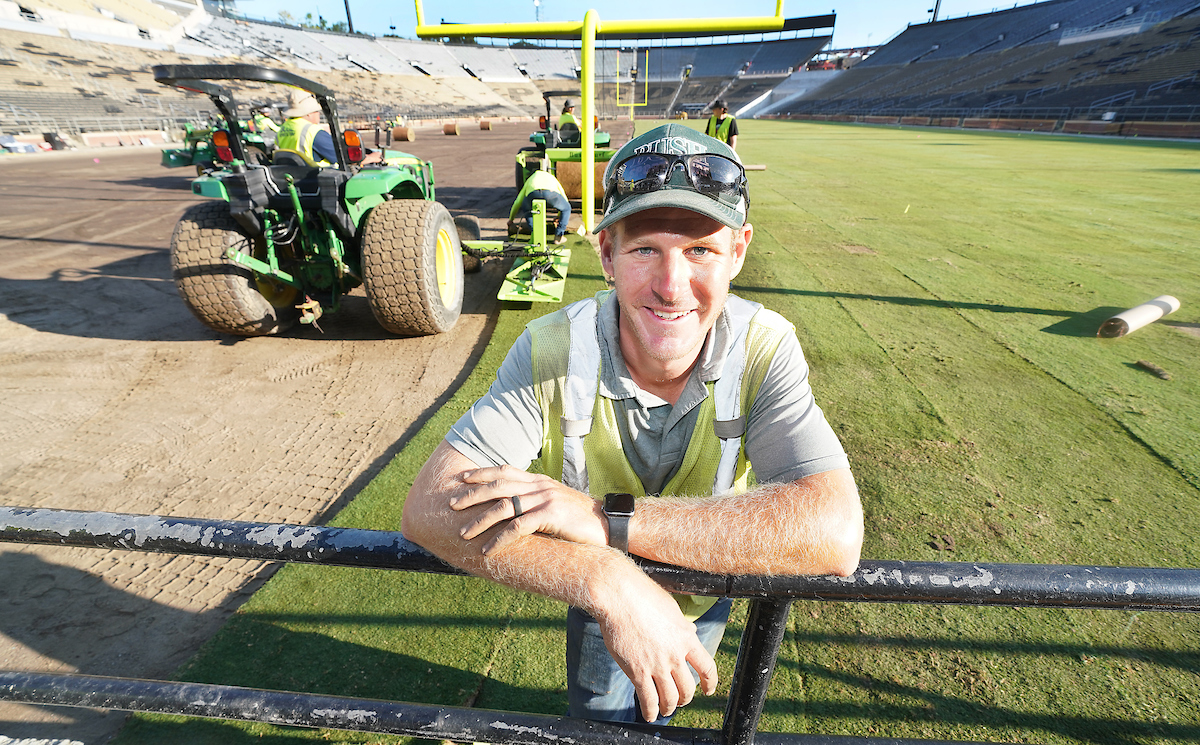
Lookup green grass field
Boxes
[114,121,1200,745]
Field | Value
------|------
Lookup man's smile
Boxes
[648,308,695,321]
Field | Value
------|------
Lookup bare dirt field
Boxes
[0,121,565,744]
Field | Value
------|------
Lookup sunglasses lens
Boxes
[615,154,672,195]
[687,155,743,196]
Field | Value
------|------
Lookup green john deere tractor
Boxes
[155,64,466,337]
[515,91,616,199]
[161,119,273,177]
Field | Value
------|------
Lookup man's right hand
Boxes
[404,441,718,722]
[591,575,719,722]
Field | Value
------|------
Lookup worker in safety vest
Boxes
[508,163,571,244]
[252,106,281,134]
[276,90,337,166]
[403,124,862,726]
[704,99,739,151]
[557,101,578,130]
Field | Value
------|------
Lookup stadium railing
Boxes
[2,506,1199,745]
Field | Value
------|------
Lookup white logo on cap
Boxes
[632,136,707,156]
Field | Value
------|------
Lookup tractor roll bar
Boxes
[153,64,349,169]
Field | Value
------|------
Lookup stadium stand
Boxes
[445,44,525,82]
[508,46,579,80]
[0,0,839,133]
[781,0,1200,124]
[376,37,469,78]
[303,29,409,73]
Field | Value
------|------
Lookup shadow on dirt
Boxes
[0,549,271,743]
[0,244,506,343]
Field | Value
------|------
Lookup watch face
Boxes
[605,492,635,516]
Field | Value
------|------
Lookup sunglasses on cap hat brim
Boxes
[605,152,749,210]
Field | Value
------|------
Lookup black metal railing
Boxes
[3,506,1199,745]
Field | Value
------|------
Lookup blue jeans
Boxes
[521,189,571,239]
[566,598,732,725]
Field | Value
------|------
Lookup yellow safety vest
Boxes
[706,114,735,144]
[558,111,579,129]
[510,169,568,220]
[276,117,331,166]
[253,113,280,133]
[529,289,792,618]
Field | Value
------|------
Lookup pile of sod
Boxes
[115,120,1200,745]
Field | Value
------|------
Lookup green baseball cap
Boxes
[597,123,748,233]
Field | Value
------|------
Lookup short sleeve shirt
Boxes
[447,295,848,493]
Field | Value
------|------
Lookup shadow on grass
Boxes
[781,662,1199,745]
[1040,306,1125,337]
[780,631,1200,675]
[114,615,565,744]
[245,611,563,630]
[732,283,1074,318]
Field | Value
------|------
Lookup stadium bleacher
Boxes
[8,0,1196,141]
[778,0,1200,122]
[508,46,579,80]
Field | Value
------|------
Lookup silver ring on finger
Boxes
[511,495,523,518]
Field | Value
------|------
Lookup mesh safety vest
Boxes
[558,111,579,129]
[528,290,792,618]
[706,114,735,144]
[253,113,280,133]
[277,118,331,166]
[510,170,569,220]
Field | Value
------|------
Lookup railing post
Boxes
[720,598,793,745]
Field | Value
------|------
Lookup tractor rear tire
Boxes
[361,200,464,336]
[170,202,298,336]
[454,214,482,274]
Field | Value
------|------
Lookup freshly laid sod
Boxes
[115,121,1200,745]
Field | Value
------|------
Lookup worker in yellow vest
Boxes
[276,90,337,166]
[508,164,571,244]
[252,106,281,134]
[704,99,739,151]
[403,124,861,727]
[557,101,579,130]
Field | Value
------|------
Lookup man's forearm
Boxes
[629,468,862,577]
[402,440,651,613]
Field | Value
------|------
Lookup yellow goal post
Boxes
[413,1,789,231]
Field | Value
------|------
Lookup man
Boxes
[509,163,571,245]
[558,100,579,130]
[403,124,861,726]
[705,99,739,151]
[276,90,338,166]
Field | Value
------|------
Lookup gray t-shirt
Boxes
[447,294,849,494]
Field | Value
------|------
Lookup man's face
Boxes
[713,106,727,116]
[599,207,750,375]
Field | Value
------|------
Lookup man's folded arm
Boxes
[627,467,863,578]
[401,439,721,722]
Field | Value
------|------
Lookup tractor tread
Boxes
[170,201,294,336]
[361,199,463,336]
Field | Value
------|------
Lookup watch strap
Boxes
[607,512,630,554]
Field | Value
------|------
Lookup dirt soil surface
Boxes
[0,121,619,744]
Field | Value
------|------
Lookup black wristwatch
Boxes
[603,492,635,554]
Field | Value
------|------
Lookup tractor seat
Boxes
[273,148,317,167]
[558,122,581,146]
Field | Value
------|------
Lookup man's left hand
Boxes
[451,465,607,554]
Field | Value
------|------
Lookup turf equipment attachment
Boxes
[460,200,571,303]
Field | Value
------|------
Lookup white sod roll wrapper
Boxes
[1097,295,1181,338]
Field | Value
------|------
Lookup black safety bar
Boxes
[3,506,1199,745]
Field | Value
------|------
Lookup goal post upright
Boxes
[413,1,790,231]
